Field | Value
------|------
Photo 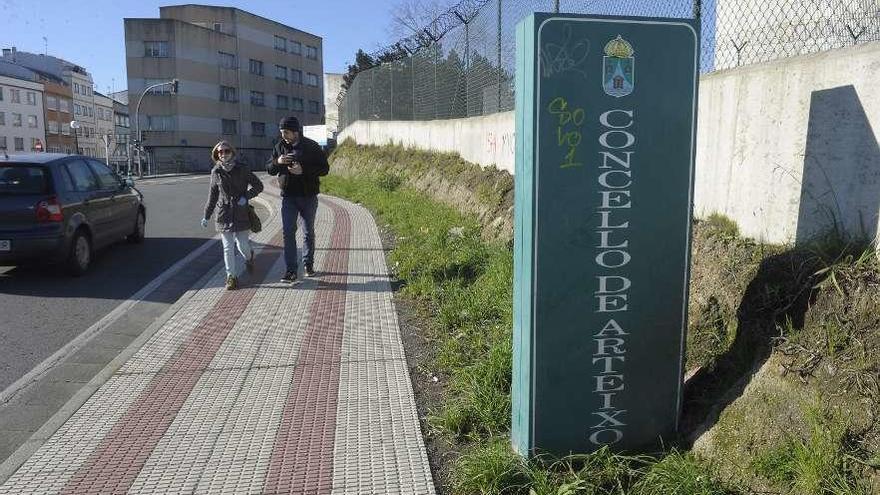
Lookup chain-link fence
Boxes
[340,0,880,130]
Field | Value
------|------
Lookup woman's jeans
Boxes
[220,230,253,277]
[281,195,319,273]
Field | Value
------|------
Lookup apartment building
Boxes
[1,48,98,157]
[40,78,75,153]
[324,72,343,137]
[94,91,116,162]
[112,98,131,172]
[125,4,324,172]
[0,67,46,154]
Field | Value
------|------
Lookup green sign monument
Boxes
[513,13,699,456]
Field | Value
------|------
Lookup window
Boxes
[14,137,24,151]
[59,98,70,114]
[0,136,5,149]
[95,108,102,120]
[306,45,318,60]
[144,41,169,58]
[65,160,99,192]
[26,92,36,105]
[221,119,237,135]
[250,91,265,107]
[28,115,37,128]
[291,98,303,112]
[276,95,289,110]
[213,22,223,32]
[55,164,74,192]
[220,86,237,102]
[249,59,264,76]
[0,87,3,101]
[88,107,94,117]
[0,112,4,125]
[62,122,70,135]
[219,51,236,69]
[251,122,265,136]
[11,89,21,103]
[307,73,319,87]
[290,41,302,55]
[275,65,287,81]
[47,95,58,110]
[88,160,120,190]
[274,35,286,52]
[12,113,22,127]
[0,165,48,194]
[290,69,302,84]
[309,100,320,114]
[73,83,79,95]
[146,115,174,131]
[74,104,81,116]
[48,120,59,134]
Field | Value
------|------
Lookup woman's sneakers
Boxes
[304,264,315,278]
[225,275,238,290]
[281,270,297,283]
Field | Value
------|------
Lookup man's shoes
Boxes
[245,253,255,273]
[225,275,238,290]
[304,264,315,277]
[281,270,297,283]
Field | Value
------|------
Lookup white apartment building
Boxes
[94,92,116,162]
[0,74,46,154]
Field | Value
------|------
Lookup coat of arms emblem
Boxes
[603,35,635,98]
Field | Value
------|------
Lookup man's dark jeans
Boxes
[281,195,319,273]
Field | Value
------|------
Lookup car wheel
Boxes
[128,210,145,244]
[67,230,92,276]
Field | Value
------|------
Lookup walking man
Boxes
[267,116,329,282]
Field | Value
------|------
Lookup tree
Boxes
[388,0,458,39]
[342,49,376,91]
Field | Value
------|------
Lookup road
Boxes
[0,174,265,392]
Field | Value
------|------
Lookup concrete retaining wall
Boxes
[340,111,516,175]
[340,41,880,245]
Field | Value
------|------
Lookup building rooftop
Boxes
[0,59,38,82]
[0,48,91,81]
[158,4,322,40]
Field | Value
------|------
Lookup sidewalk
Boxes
[0,187,436,494]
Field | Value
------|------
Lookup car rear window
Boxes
[0,165,49,195]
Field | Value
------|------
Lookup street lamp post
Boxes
[134,78,179,177]
[70,120,80,154]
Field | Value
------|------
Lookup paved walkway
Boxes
[0,189,436,494]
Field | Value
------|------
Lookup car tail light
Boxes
[36,196,64,223]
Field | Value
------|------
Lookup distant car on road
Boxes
[0,153,146,275]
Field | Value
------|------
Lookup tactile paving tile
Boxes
[330,198,436,495]
[0,193,436,494]
[0,374,156,494]
[340,203,406,364]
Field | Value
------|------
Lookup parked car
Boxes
[0,153,146,275]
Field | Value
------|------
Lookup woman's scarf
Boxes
[217,157,235,172]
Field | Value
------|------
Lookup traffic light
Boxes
[170,79,179,94]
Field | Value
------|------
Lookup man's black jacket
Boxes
[266,137,329,197]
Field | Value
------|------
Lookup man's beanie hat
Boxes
[280,116,301,131]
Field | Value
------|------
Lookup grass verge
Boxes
[321,171,734,494]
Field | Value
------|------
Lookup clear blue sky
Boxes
[0,0,397,94]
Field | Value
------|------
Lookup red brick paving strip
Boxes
[60,231,284,495]
[263,200,351,495]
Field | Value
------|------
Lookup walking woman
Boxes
[202,141,264,290]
